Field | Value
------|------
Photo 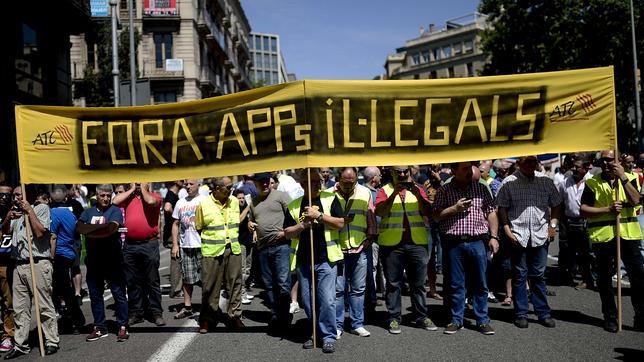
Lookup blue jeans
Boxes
[429,222,442,271]
[336,251,367,331]
[258,243,292,323]
[511,244,551,320]
[381,243,429,323]
[443,239,490,325]
[298,262,337,343]
[86,262,128,331]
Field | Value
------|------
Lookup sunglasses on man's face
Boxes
[393,168,409,175]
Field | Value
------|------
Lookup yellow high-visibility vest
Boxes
[377,183,428,246]
[199,195,241,257]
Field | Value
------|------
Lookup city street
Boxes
[15,242,644,361]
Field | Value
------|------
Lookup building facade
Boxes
[1,1,91,184]
[385,13,488,80]
[71,0,253,106]
[249,32,289,85]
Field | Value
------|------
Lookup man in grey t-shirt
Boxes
[248,173,292,335]
[2,188,59,357]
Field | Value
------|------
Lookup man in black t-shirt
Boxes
[163,180,184,298]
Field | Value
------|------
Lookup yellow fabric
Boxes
[288,191,343,271]
[14,67,616,183]
[585,174,642,243]
[377,183,428,246]
[199,195,241,257]
[330,184,371,249]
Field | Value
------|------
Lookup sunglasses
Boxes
[393,168,409,175]
[600,157,615,163]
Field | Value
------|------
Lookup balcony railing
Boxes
[142,60,183,79]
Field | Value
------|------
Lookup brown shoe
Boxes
[229,317,245,331]
[428,291,443,300]
[199,321,209,334]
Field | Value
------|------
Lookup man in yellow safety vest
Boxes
[581,150,644,333]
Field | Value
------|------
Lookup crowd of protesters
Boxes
[0,151,643,356]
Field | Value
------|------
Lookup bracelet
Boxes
[490,235,499,240]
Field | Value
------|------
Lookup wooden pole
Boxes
[307,168,317,348]
[613,151,623,332]
[20,183,46,357]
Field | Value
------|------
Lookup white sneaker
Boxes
[350,327,371,337]
[289,301,300,314]
[241,296,252,305]
[336,330,343,339]
[246,294,255,300]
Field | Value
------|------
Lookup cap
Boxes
[252,172,272,182]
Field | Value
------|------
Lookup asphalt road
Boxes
[11,242,644,361]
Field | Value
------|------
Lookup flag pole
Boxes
[20,183,46,357]
[307,168,317,347]
[614,150,622,332]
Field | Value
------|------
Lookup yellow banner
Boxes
[15,67,617,184]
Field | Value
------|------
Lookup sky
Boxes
[242,0,481,80]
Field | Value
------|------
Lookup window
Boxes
[153,91,177,104]
[255,53,262,68]
[432,48,440,61]
[411,53,420,66]
[272,71,278,84]
[263,54,270,69]
[271,54,277,68]
[448,67,455,78]
[414,74,420,79]
[442,45,452,58]
[453,42,462,55]
[467,63,474,77]
[263,37,270,52]
[154,33,173,68]
[464,39,474,53]
[421,50,430,63]
[15,23,43,97]
[270,37,277,52]
[430,70,437,79]
[87,41,97,70]
[254,36,262,51]
[263,71,270,84]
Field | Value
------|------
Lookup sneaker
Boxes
[76,295,83,307]
[388,320,402,334]
[117,326,129,342]
[86,327,108,342]
[199,321,210,334]
[350,327,371,337]
[302,339,314,349]
[0,338,13,352]
[419,318,438,331]
[514,318,529,329]
[174,308,193,319]
[478,324,495,335]
[539,318,556,328]
[289,301,301,314]
[245,294,255,300]
[336,329,342,340]
[322,342,335,354]
[241,296,252,305]
[487,292,498,303]
[154,315,166,327]
[443,323,463,335]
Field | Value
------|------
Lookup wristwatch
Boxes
[490,235,499,240]
[316,213,324,223]
[550,221,558,229]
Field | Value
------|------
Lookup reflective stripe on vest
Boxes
[377,183,428,246]
[332,184,372,249]
[199,195,242,257]
[288,191,344,271]
[585,174,643,243]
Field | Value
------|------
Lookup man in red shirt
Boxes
[113,183,165,327]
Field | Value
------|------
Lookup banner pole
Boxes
[20,183,46,357]
[614,150,622,332]
[307,168,317,348]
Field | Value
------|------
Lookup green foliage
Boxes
[479,0,643,152]
[75,20,140,106]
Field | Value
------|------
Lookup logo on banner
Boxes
[549,93,595,123]
[31,124,73,151]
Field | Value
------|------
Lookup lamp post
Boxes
[128,0,136,106]
[110,0,120,107]
[630,0,642,152]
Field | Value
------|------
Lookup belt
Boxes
[15,257,49,265]
[441,234,487,243]
[566,217,585,222]
[125,238,153,245]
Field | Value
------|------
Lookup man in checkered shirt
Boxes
[433,162,499,335]
[497,156,562,329]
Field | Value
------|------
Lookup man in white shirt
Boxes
[171,179,204,319]
[557,155,594,290]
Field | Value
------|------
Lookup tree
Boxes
[479,0,643,152]
[75,21,140,106]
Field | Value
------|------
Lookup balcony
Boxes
[142,60,184,80]
[199,68,224,96]
[235,37,251,60]
[212,0,226,19]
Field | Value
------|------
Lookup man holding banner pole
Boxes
[375,166,436,335]
[283,168,344,353]
[580,150,644,333]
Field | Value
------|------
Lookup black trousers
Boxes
[559,218,594,285]
[592,238,644,323]
[53,254,86,328]
[123,241,163,317]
